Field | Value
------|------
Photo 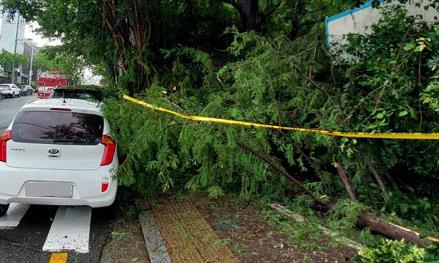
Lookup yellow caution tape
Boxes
[123,94,439,140]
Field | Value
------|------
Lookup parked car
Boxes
[0,84,20,98]
[49,87,102,102]
[0,99,118,216]
[19,85,34,96]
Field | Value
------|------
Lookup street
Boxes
[0,96,117,263]
[0,95,36,131]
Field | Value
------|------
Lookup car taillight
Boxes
[0,130,12,162]
[100,134,116,166]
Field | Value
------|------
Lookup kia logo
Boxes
[48,149,60,155]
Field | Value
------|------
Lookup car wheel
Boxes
[0,204,9,217]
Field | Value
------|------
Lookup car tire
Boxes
[0,204,9,217]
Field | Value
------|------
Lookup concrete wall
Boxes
[325,0,439,45]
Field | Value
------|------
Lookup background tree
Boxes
[0,50,27,76]
[34,46,86,84]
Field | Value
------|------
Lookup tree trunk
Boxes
[239,0,261,30]
[358,213,437,247]
[220,0,262,31]
[103,0,151,93]
[368,163,390,202]
[333,162,357,201]
[333,161,436,247]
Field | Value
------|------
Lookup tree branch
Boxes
[237,142,328,208]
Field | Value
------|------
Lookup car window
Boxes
[0,85,10,89]
[12,111,104,145]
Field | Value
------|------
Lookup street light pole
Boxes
[11,12,20,84]
[29,46,35,84]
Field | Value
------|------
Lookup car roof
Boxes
[23,99,102,115]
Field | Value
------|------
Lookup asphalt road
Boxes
[0,96,118,263]
[0,205,116,263]
[0,95,36,131]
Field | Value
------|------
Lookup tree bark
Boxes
[102,0,152,93]
[239,0,261,30]
[220,0,262,31]
[333,161,357,201]
[358,213,437,247]
[368,163,390,202]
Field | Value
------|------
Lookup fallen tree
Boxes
[334,162,438,247]
[240,142,438,247]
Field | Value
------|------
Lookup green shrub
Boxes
[358,239,426,263]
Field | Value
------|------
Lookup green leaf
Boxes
[398,110,408,117]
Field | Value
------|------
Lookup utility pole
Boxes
[29,46,35,84]
[11,12,20,84]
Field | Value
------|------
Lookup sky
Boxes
[24,22,102,85]
[25,21,62,47]
[0,16,101,85]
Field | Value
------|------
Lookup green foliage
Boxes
[262,208,324,250]
[102,6,439,235]
[328,199,367,231]
[383,191,438,231]
[35,46,86,83]
[0,50,27,73]
[425,243,439,262]
[101,89,180,197]
[358,239,426,263]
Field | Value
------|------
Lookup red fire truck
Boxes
[37,71,69,99]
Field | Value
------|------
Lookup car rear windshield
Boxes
[12,111,104,145]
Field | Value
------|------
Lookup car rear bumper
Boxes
[0,164,118,208]
[0,188,116,207]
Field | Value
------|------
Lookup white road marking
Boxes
[43,206,92,253]
[0,203,30,229]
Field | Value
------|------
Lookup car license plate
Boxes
[25,182,73,198]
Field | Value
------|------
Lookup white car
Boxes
[0,99,118,216]
[0,84,20,98]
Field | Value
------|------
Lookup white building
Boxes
[0,11,40,84]
[325,0,439,45]
[0,11,25,55]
